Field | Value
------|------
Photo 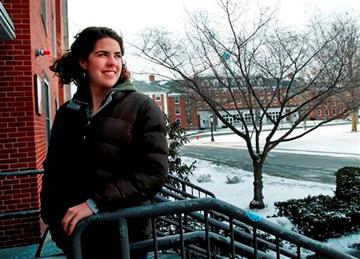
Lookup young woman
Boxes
[41,26,168,258]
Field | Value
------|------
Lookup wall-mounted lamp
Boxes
[35,49,51,57]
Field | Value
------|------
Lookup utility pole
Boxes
[210,115,214,142]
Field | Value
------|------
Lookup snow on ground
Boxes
[183,157,335,216]
[182,122,360,254]
[189,122,360,158]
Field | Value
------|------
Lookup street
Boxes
[181,145,360,184]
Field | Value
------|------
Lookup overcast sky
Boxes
[67,0,360,80]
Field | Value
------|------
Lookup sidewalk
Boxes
[0,234,63,259]
[187,119,353,139]
[0,237,181,259]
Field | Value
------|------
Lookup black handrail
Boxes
[167,173,216,198]
[70,197,356,259]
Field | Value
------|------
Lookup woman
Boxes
[41,26,168,258]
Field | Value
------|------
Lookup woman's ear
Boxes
[79,58,88,70]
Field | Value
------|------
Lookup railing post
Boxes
[152,217,159,259]
[181,181,186,194]
[253,226,258,258]
[179,213,186,259]
[229,218,235,259]
[71,227,83,259]
[118,217,130,259]
[204,210,211,259]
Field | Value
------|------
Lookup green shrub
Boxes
[225,175,241,184]
[165,116,196,183]
[335,167,360,201]
[273,167,360,240]
[274,195,360,240]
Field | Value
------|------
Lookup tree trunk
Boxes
[250,161,265,209]
[351,109,358,132]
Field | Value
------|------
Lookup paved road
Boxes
[181,145,360,184]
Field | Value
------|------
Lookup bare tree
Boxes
[134,0,360,209]
[330,16,360,132]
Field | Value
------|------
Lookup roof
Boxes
[133,80,168,93]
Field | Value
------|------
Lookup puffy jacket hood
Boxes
[67,80,136,112]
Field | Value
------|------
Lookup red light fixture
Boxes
[35,49,51,57]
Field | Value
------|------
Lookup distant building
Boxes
[137,76,344,129]
[134,75,187,128]
[0,1,69,248]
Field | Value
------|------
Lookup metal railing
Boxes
[34,172,356,258]
[165,173,216,199]
[69,197,356,259]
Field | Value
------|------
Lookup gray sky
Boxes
[67,0,360,80]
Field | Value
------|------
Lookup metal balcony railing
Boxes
[69,197,356,259]
[33,172,356,258]
[164,174,216,199]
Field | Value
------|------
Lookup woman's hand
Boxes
[61,202,93,235]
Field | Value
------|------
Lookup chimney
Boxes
[149,74,155,82]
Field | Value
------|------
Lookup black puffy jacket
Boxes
[41,81,168,243]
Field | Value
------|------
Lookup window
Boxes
[234,115,241,124]
[175,107,180,115]
[43,78,51,143]
[40,0,48,34]
[267,111,280,121]
[155,94,161,101]
[244,113,252,124]
[174,96,180,104]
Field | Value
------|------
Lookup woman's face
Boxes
[80,37,122,91]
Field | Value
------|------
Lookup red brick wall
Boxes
[0,211,41,247]
[167,96,187,128]
[0,0,66,248]
[0,1,36,171]
[151,93,166,112]
[0,174,42,247]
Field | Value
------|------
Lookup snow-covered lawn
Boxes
[189,122,360,158]
[183,123,360,254]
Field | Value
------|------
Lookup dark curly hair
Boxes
[50,26,130,87]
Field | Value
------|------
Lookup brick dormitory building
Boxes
[0,0,69,248]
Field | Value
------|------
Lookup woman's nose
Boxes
[106,55,119,65]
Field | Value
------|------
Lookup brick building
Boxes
[170,77,349,129]
[134,76,187,128]
[0,0,69,248]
